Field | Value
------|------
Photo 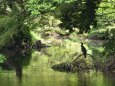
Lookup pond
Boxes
[0,46,115,86]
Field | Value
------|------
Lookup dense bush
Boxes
[89,29,109,40]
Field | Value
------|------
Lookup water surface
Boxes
[0,47,115,86]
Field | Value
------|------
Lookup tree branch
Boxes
[73,54,95,62]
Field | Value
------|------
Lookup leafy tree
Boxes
[88,0,115,58]
[57,0,101,33]
[0,0,31,49]
[96,0,115,27]
[96,0,115,58]
[0,0,57,49]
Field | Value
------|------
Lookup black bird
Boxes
[81,42,87,58]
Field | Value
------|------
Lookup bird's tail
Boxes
[84,54,86,58]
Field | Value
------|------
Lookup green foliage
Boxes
[103,28,115,57]
[96,1,115,27]
[0,15,18,48]
[0,0,114,63]
[0,0,33,49]
[26,0,55,16]
[56,0,100,33]
[88,27,115,60]
[0,54,6,63]
[0,13,32,48]
[88,0,115,59]
[90,29,109,40]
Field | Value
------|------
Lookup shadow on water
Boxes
[0,46,32,80]
[0,40,50,81]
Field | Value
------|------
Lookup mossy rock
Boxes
[51,57,94,72]
[51,62,73,72]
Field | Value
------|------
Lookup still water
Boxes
[0,47,115,86]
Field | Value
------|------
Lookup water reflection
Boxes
[0,45,115,86]
[76,72,115,86]
[0,47,32,80]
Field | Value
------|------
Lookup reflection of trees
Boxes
[77,73,89,86]
[0,45,32,79]
[76,72,115,86]
[103,73,115,86]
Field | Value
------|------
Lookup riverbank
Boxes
[31,28,115,73]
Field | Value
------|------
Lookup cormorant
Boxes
[81,42,87,58]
